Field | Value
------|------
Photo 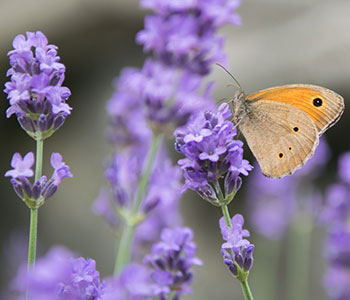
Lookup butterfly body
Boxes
[231,84,344,178]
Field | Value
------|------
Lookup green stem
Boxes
[221,204,232,229]
[132,133,161,215]
[34,138,43,181]
[27,208,38,267]
[214,180,232,228]
[114,133,161,275]
[113,223,134,275]
[240,280,254,300]
[27,138,43,268]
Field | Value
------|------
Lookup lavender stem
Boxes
[27,138,43,268]
[114,133,162,275]
[241,280,254,300]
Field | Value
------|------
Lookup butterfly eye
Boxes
[313,98,323,107]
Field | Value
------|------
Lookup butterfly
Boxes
[219,65,345,178]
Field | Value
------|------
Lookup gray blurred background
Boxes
[0,0,349,299]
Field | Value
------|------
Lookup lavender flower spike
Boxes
[4,31,71,139]
[13,246,104,299]
[144,227,202,298]
[137,0,241,75]
[220,214,255,281]
[175,103,252,204]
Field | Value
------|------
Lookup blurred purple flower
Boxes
[141,59,215,131]
[220,214,254,277]
[4,152,34,178]
[338,151,350,184]
[322,152,350,300]
[134,161,182,247]
[324,265,350,300]
[175,103,252,202]
[105,68,151,149]
[4,31,71,138]
[13,246,104,300]
[93,150,183,248]
[5,152,72,206]
[137,0,241,75]
[325,227,350,267]
[144,227,202,298]
[102,264,155,300]
[322,184,350,227]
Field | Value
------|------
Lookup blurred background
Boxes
[0,0,349,299]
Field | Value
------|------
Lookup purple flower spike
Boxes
[5,152,34,178]
[13,246,104,300]
[144,227,202,298]
[220,214,255,279]
[175,103,252,202]
[137,1,241,75]
[4,31,71,138]
[140,59,215,131]
[102,264,155,300]
[105,67,151,150]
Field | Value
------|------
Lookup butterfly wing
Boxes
[239,100,319,178]
[246,84,344,135]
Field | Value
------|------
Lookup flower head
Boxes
[4,31,71,139]
[141,59,215,132]
[102,264,155,300]
[137,1,241,75]
[175,103,252,203]
[220,214,254,279]
[144,227,202,298]
[5,152,72,207]
[13,246,103,300]
[105,68,151,150]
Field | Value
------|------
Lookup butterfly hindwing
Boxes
[238,100,319,178]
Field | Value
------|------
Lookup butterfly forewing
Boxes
[246,84,344,135]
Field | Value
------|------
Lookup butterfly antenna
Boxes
[215,63,242,92]
[217,97,229,105]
